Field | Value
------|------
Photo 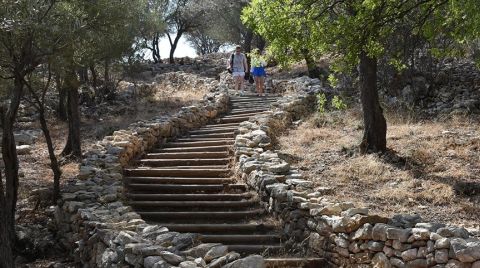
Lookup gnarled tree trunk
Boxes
[61,69,82,159]
[302,49,320,79]
[56,75,67,121]
[359,51,387,153]
[38,108,62,203]
[152,33,162,63]
[168,31,184,64]
[0,78,24,266]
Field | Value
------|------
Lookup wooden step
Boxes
[163,223,276,233]
[204,122,240,128]
[221,113,261,120]
[144,152,229,159]
[152,145,231,153]
[188,128,236,135]
[217,116,251,124]
[265,258,329,268]
[125,168,230,177]
[138,210,264,220]
[174,137,233,142]
[129,200,257,209]
[200,234,280,244]
[128,193,252,201]
[128,183,246,193]
[230,96,279,104]
[231,105,271,110]
[137,158,230,167]
[187,133,235,139]
[230,109,269,115]
[165,140,234,148]
[226,244,283,255]
[125,177,233,184]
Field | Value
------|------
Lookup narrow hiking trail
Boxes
[124,95,326,268]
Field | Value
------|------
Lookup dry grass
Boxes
[16,87,207,224]
[278,106,480,230]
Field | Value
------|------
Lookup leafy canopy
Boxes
[242,0,480,71]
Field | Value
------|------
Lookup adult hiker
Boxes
[227,45,249,95]
[250,49,267,96]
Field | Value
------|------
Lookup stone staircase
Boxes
[124,95,326,267]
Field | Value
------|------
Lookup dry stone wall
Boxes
[233,76,480,268]
[54,90,264,268]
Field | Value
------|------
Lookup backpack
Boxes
[227,54,234,74]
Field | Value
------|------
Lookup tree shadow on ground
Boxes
[380,149,480,199]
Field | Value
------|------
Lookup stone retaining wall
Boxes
[54,91,264,268]
[233,76,480,268]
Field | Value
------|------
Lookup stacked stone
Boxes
[148,54,229,78]
[154,72,220,93]
[55,90,265,267]
[233,80,480,267]
[269,76,327,94]
[385,59,480,115]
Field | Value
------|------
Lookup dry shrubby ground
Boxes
[17,85,207,226]
[278,107,480,231]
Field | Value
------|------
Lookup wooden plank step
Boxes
[144,152,229,159]
[162,223,276,233]
[200,234,280,244]
[226,245,283,255]
[129,200,257,209]
[137,158,230,167]
[125,168,230,177]
[230,98,278,102]
[217,117,251,124]
[229,109,269,115]
[128,183,246,193]
[265,258,329,268]
[231,105,271,109]
[125,177,233,184]
[138,210,264,220]
[221,113,262,120]
[128,193,252,201]
[165,140,234,148]
[188,128,236,135]
[187,133,235,139]
[174,137,233,142]
[204,122,240,128]
[152,145,231,153]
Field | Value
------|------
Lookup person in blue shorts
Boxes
[250,49,267,96]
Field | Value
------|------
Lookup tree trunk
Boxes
[90,64,97,90]
[152,33,162,63]
[104,58,110,86]
[103,58,113,99]
[56,75,67,121]
[303,49,320,79]
[38,107,62,203]
[359,51,387,153]
[78,67,88,84]
[256,35,267,52]
[0,171,14,268]
[244,29,254,68]
[0,78,23,266]
[168,31,183,64]
[61,69,82,159]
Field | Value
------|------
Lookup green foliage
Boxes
[332,96,347,110]
[248,48,268,68]
[242,0,480,74]
[327,74,339,88]
[242,0,321,68]
[316,93,327,114]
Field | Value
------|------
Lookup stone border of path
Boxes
[54,75,264,268]
[233,76,480,268]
